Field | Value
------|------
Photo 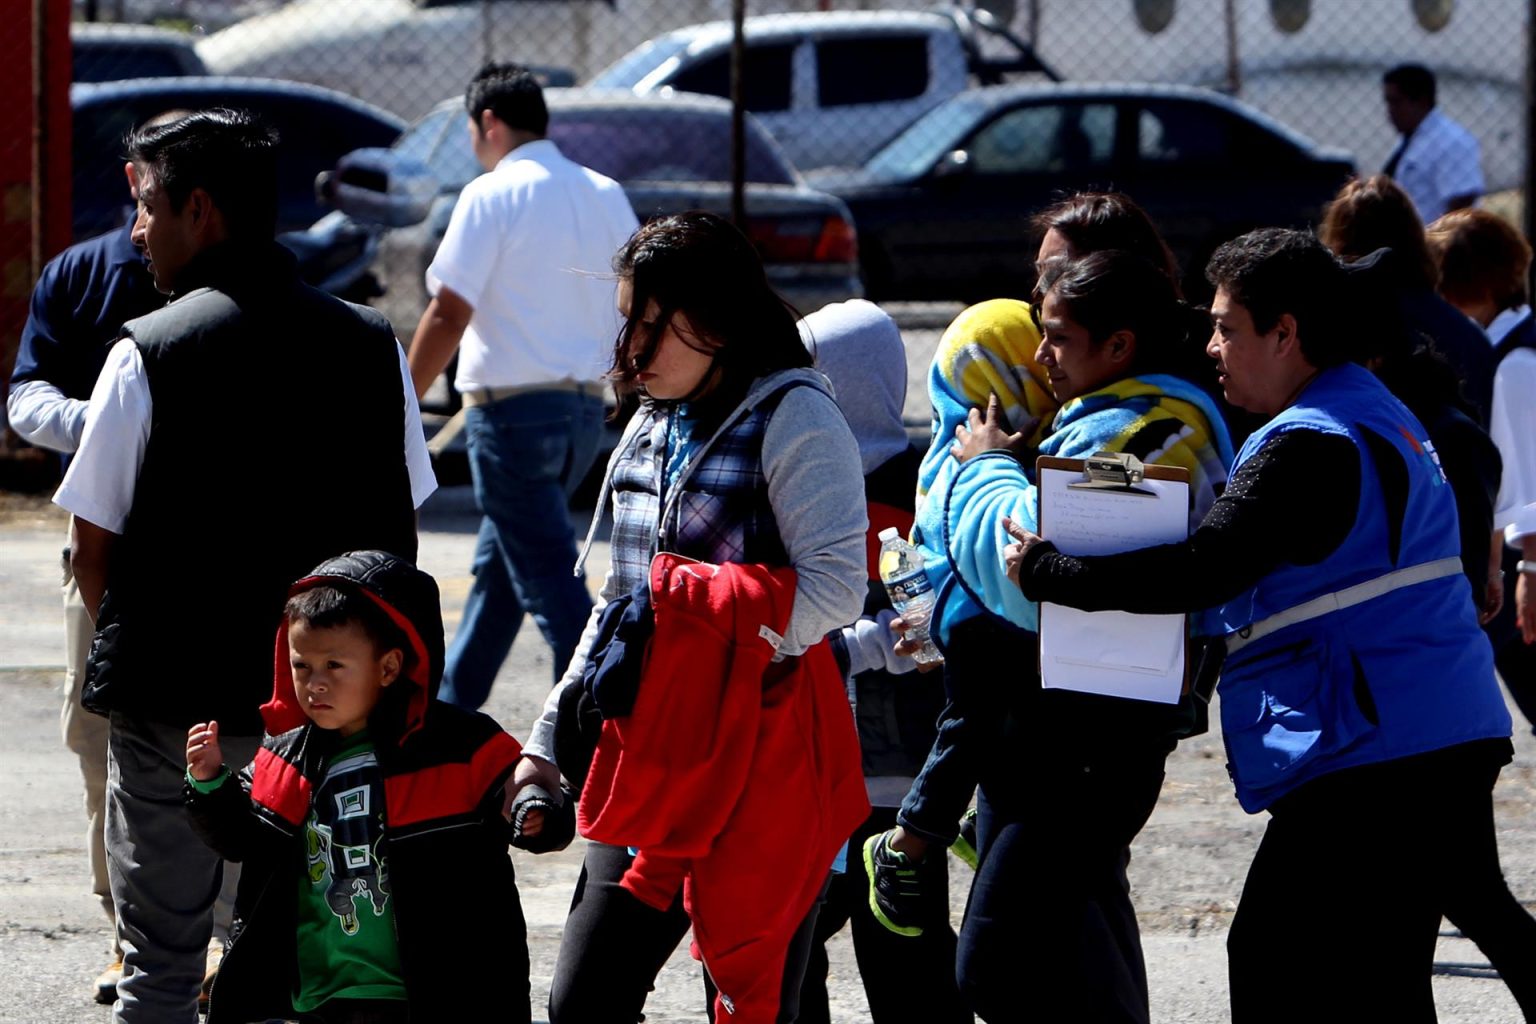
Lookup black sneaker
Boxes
[863,830,925,937]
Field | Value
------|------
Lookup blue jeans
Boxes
[439,387,605,709]
[897,616,1023,844]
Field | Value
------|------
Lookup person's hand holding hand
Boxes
[951,393,1038,466]
[889,615,943,672]
[186,721,224,782]
[1480,571,1505,626]
[509,755,561,837]
[1002,515,1046,587]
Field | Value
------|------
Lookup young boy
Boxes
[184,550,532,1024]
[794,300,969,1024]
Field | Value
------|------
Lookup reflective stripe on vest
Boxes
[1225,556,1463,655]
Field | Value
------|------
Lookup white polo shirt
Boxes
[427,139,639,393]
[1387,108,1485,224]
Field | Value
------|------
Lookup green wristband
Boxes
[186,766,230,793]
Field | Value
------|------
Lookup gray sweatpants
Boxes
[106,713,258,1024]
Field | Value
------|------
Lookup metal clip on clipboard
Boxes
[1068,451,1156,496]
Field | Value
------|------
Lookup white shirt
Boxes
[6,379,89,454]
[1487,307,1536,543]
[1388,108,1484,224]
[427,139,639,393]
[55,338,437,534]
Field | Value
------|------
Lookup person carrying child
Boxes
[184,550,531,1024]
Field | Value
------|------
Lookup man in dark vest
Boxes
[53,109,436,1024]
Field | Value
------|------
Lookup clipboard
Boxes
[1035,452,1191,704]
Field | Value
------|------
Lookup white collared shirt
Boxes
[1388,108,1485,224]
[1486,306,1536,542]
[427,139,639,393]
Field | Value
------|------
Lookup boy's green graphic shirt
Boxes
[292,730,407,1012]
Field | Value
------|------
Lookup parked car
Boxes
[808,83,1356,302]
[590,6,1058,171]
[320,88,862,339]
[71,77,406,296]
[194,0,580,121]
[72,23,206,82]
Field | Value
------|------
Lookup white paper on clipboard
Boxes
[1037,466,1189,704]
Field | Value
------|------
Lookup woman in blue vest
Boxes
[1005,228,1534,1022]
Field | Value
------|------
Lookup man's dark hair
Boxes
[465,62,548,136]
[1383,63,1436,106]
[124,108,280,239]
[285,584,411,661]
[1206,228,1355,368]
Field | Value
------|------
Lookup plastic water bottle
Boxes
[877,527,943,665]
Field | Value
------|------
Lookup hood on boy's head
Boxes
[260,550,444,740]
[799,299,910,476]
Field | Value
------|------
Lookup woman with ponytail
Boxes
[871,246,1234,1023]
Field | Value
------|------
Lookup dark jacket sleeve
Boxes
[184,764,262,863]
[1017,430,1360,614]
[1423,405,1502,600]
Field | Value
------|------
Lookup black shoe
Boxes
[94,958,122,1005]
[863,830,925,937]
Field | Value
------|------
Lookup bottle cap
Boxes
[878,527,901,542]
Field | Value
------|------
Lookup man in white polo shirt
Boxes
[1382,63,1484,224]
[407,63,638,708]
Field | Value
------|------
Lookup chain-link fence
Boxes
[2,0,1530,459]
[52,0,1531,306]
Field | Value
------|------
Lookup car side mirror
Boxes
[931,149,972,180]
[318,148,437,228]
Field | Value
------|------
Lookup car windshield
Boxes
[863,95,989,178]
[590,34,695,88]
[400,102,797,188]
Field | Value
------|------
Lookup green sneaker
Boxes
[863,830,925,937]
[950,807,979,871]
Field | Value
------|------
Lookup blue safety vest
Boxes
[1214,364,1510,812]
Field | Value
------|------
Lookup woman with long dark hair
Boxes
[511,212,870,1024]
[873,243,1233,1024]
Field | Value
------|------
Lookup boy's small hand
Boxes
[186,721,224,782]
[889,616,943,673]
[519,809,545,838]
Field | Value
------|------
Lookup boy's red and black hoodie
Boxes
[185,550,529,1024]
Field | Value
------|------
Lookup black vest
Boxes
[85,243,416,733]
[1494,311,1536,364]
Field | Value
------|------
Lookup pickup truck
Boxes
[590,5,1059,171]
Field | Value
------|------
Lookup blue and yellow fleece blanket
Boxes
[914,324,1235,645]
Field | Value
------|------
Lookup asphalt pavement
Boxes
[3,486,1534,1021]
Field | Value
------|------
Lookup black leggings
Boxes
[957,754,1167,1024]
[1228,739,1536,1023]
[548,842,825,1024]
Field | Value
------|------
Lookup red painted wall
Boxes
[1,0,71,392]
